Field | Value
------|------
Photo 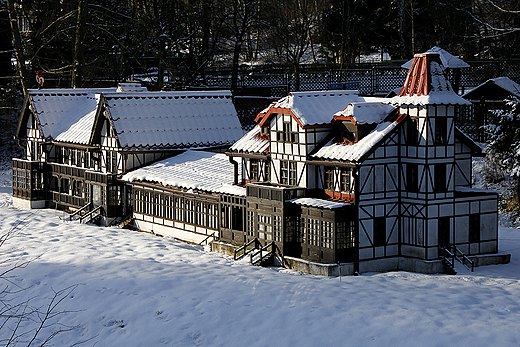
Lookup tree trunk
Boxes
[72,0,88,88]
[7,0,28,96]
[293,63,300,92]
[397,0,406,59]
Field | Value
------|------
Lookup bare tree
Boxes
[264,0,324,90]
[224,0,262,91]
[0,215,78,347]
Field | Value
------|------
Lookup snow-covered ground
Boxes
[1,160,520,346]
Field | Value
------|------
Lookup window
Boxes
[250,159,259,181]
[304,218,320,246]
[434,163,447,193]
[373,217,386,246]
[407,163,418,192]
[324,167,334,190]
[280,161,297,186]
[407,117,419,145]
[231,206,244,231]
[438,217,450,248]
[435,117,448,145]
[264,160,271,182]
[321,221,333,249]
[62,148,70,164]
[106,151,118,173]
[469,214,480,243]
[289,162,297,186]
[72,180,83,197]
[75,150,83,167]
[247,211,255,236]
[257,214,272,240]
[277,121,298,143]
[108,186,122,206]
[341,168,351,193]
[337,220,356,249]
[71,149,77,166]
[273,215,282,242]
[60,178,70,194]
[164,195,174,220]
[31,142,40,161]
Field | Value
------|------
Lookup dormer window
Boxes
[277,121,298,143]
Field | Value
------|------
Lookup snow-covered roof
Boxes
[259,91,360,127]
[401,46,469,69]
[289,197,351,209]
[463,77,520,101]
[311,121,400,163]
[334,102,396,124]
[103,91,244,150]
[116,83,148,92]
[389,53,470,106]
[121,150,246,196]
[228,124,269,154]
[28,88,116,144]
[492,77,520,97]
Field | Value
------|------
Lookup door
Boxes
[438,217,450,249]
[92,185,102,207]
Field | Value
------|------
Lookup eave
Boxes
[225,151,269,159]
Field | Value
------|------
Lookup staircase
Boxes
[234,238,261,261]
[117,215,134,229]
[68,202,92,222]
[79,205,102,224]
[234,239,284,267]
[440,246,475,275]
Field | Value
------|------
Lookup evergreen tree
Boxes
[487,97,520,203]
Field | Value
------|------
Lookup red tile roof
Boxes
[398,53,444,97]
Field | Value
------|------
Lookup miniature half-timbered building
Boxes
[12,54,508,275]
[225,52,505,273]
[12,85,244,225]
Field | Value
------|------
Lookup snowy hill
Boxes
[1,160,520,346]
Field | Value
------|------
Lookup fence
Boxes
[195,60,520,96]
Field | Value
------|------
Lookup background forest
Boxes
[1,0,520,162]
[1,0,520,92]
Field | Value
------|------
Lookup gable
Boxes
[17,88,115,145]
[257,91,360,128]
[311,114,406,163]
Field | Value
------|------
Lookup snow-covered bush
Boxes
[486,97,520,210]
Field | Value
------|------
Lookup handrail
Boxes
[439,247,455,273]
[250,241,276,266]
[80,205,102,224]
[234,238,260,260]
[453,246,474,272]
[198,232,216,246]
[439,246,474,272]
[69,202,92,221]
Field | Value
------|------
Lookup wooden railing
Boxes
[51,192,85,208]
[440,245,474,273]
[453,246,475,272]
[198,232,216,246]
[234,238,261,260]
[79,206,102,224]
[69,202,92,221]
[249,241,277,266]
